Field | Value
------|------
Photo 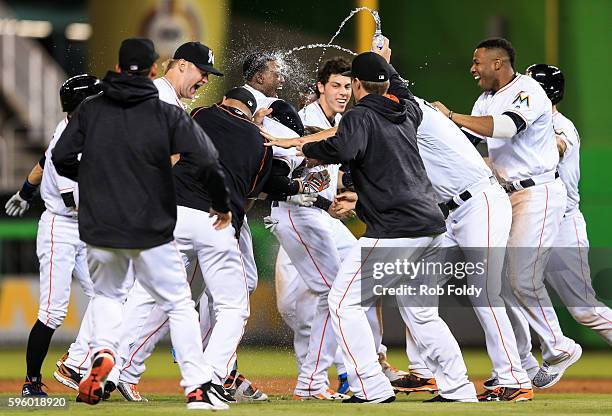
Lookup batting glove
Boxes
[303,169,331,194]
[286,193,318,207]
[5,192,30,217]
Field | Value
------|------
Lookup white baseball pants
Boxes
[503,179,578,364]
[329,235,476,401]
[86,241,211,394]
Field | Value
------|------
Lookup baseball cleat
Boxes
[293,388,349,401]
[116,381,148,402]
[56,351,69,368]
[424,394,478,403]
[22,375,48,397]
[224,370,268,402]
[210,383,236,403]
[186,383,230,410]
[391,373,438,393]
[53,362,82,391]
[103,381,116,400]
[482,376,499,391]
[533,344,582,389]
[478,387,533,402]
[342,394,395,404]
[78,349,115,405]
[337,372,350,395]
[378,353,409,382]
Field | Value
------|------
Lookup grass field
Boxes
[0,346,610,415]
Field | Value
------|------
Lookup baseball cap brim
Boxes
[341,70,353,77]
[194,63,224,77]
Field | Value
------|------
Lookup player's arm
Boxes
[52,109,86,181]
[556,135,567,158]
[4,156,46,217]
[301,115,366,164]
[262,126,337,149]
[175,112,232,228]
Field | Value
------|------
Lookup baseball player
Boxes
[526,64,611,346]
[4,75,101,397]
[432,38,582,390]
[52,38,231,410]
[274,41,478,403]
[390,96,533,401]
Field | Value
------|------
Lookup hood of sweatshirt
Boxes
[101,71,159,105]
[356,93,407,124]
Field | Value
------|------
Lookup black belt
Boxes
[443,190,472,212]
[503,171,559,193]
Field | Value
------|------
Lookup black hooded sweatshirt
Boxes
[302,66,446,239]
[52,71,230,249]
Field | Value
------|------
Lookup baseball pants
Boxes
[405,183,531,388]
[270,203,355,396]
[502,179,579,365]
[86,241,212,394]
[544,211,612,344]
[329,234,477,402]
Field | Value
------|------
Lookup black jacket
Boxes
[302,66,445,238]
[177,104,272,236]
[52,71,229,249]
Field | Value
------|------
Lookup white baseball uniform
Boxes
[469,74,577,365]
[404,98,530,388]
[266,100,359,396]
[36,118,93,374]
[544,111,611,344]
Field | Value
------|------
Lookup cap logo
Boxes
[130,64,139,71]
[208,50,214,65]
[378,74,385,80]
[248,100,253,106]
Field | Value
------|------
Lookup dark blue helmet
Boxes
[60,74,102,113]
[525,64,564,105]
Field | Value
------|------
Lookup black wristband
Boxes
[19,180,38,202]
[341,171,354,191]
[313,195,333,211]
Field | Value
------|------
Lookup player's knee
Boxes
[568,307,598,326]
[37,309,65,330]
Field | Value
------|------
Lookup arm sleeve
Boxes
[492,114,519,138]
[302,112,368,164]
[262,158,301,200]
[51,108,86,181]
[38,155,46,169]
[175,112,231,213]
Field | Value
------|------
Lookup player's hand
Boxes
[4,192,30,217]
[303,170,331,193]
[431,101,451,118]
[209,208,232,230]
[329,200,357,220]
[286,193,318,207]
[372,36,391,63]
[253,108,272,127]
[336,191,358,203]
[261,131,302,149]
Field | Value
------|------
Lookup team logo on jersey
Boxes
[512,91,530,109]
[208,50,214,65]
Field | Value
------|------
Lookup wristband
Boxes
[313,195,333,211]
[19,180,38,202]
[448,111,454,121]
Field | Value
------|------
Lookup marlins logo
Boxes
[512,91,530,109]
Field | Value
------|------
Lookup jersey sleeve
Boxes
[502,82,549,131]
[555,119,580,159]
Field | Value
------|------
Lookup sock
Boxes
[25,320,55,380]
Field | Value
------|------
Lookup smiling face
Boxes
[259,60,285,97]
[178,60,209,99]
[318,73,352,116]
[470,47,505,92]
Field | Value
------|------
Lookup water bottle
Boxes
[372,30,385,51]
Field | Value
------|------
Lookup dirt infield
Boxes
[2,377,611,396]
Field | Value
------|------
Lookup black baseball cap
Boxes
[342,52,390,82]
[119,38,159,73]
[224,87,257,115]
[174,41,224,76]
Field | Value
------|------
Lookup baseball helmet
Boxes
[60,74,102,113]
[525,64,564,105]
[269,100,304,137]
